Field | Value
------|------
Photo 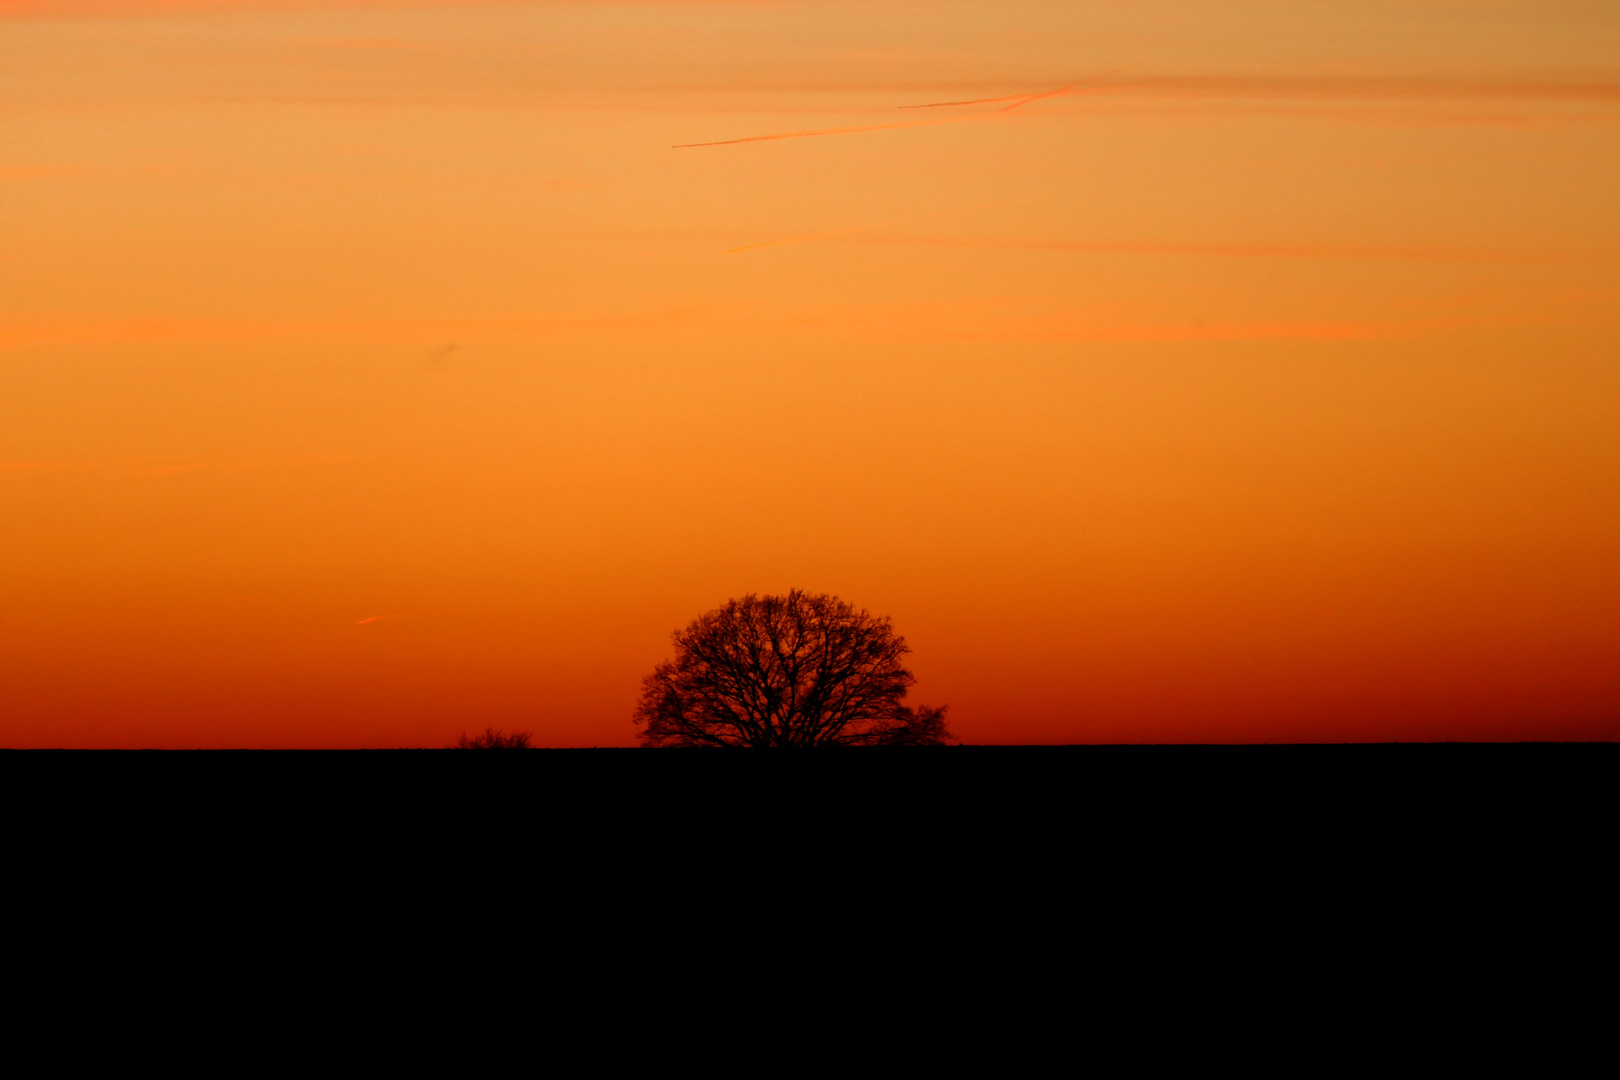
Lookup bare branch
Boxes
[632,591,952,748]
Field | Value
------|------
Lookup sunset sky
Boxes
[3,0,1618,746]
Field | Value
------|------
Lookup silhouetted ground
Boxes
[12,745,1598,1019]
[5,744,1610,859]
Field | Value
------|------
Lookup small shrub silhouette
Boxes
[454,727,532,749]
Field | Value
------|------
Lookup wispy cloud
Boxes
[0,453,360,477]
[677,80,1097,149]
[812,234,1614,266]
[675,115,979,149]
[0,312,716,348]
[0,0,440,16]
[1095,73,1620,104]
[997,81,1080,112]
[897,80,1093,112]
[858,315,1472,345]
[683,72,1620,149]
[898,92,1036,111]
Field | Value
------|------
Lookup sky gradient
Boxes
[3,0,1618,746]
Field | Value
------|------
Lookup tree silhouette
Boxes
[454,727,532,749]
[635,590,951,748]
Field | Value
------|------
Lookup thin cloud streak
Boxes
[0,312,717,348]
[0,0,467,16]
[824,234,1614,265]
[679,79,1114,148]
[355,614,398,624]
[674,115,977,149]
[1069,73,1620,104]
[998,82,1078,112]
[0,453,361,477]
[868,317,1472,344]
[902,73,1620,110]
[0,311,1492,349]
[899,92,1035,110]
[898,80,1092,112]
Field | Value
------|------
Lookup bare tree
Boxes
[454,727,532,749]
[634,590,951,748]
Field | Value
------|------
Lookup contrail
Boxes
[675,117,970,149]
[356,614,398,624]
[900,72,1124,113]
[999,83,1078,111]
[898,92,1038,110]
[676,74,1123,149]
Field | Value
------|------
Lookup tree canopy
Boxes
[634,590,951,748]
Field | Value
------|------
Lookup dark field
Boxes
[8,743,1608,838]
[8,745,1609,932]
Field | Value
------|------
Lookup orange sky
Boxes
[3,0,1618,746]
